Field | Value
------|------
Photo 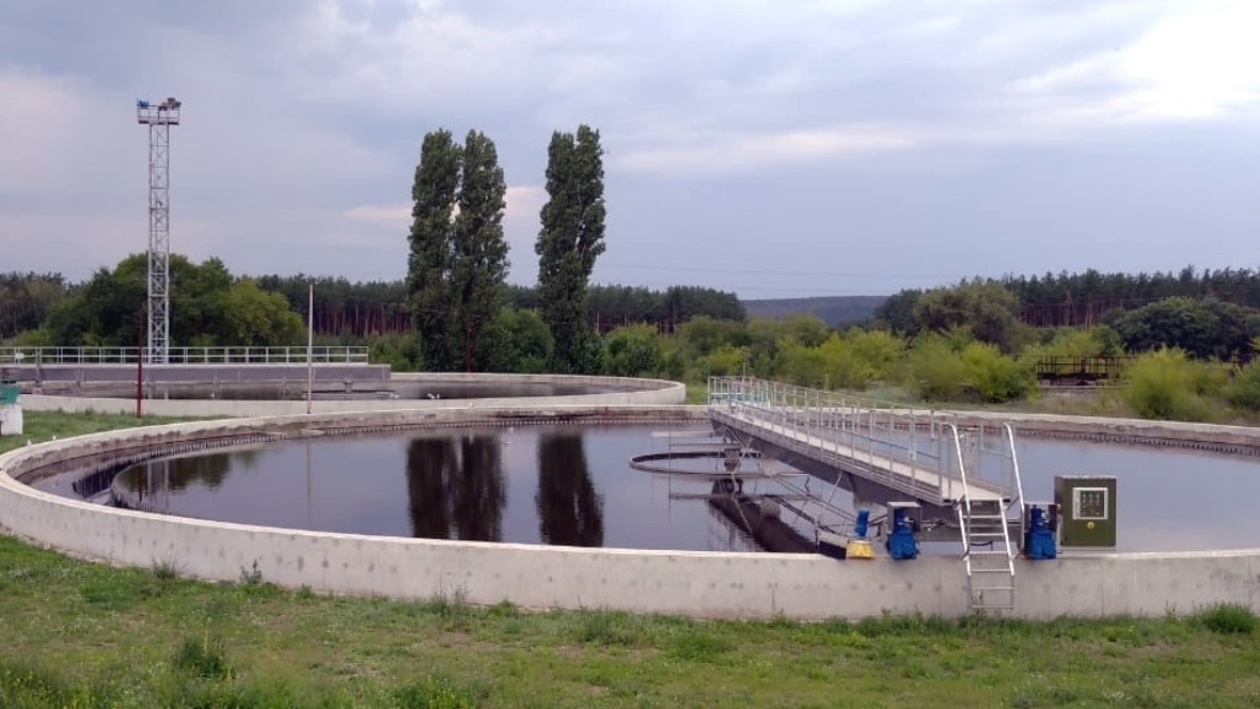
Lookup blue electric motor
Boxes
[854,508,871,538]
[885,506,919,560]
[1023,505,1058,560]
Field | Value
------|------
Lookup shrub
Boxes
[368,333,422,372]
[1022,326,1120,363]
[960,342,1035,403]
[776,338,824,388]
[603,324,663,377]
[489,307,554,373]
[1226,360,1260,412]
[1192,360,1232,397]
[172,635,233,680]
[812,334,871,390]
[695,343,747,378]
[906,336,968,402]
[1121,348,1212,421]
[1193,603,1257,635]
[658,345,688,381]
[825,329,906,389]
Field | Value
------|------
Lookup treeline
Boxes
[0,272,66,337]
[0,263,744,349]
[7,254,304,348]
[249,278,745,338]
[879,266,1260,330]
[0,273,746,342]
[6,255,1260,422]
[7,263,1260,365]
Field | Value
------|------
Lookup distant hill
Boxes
[741,295,888,327]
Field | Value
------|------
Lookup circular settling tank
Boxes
[34,420,1260,555]
[39,423,773,553]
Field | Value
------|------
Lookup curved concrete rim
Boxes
[3,398,1260,619]
[17,372,688,418]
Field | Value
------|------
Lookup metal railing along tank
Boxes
[706,376,1021,508]
[0,346,371,366]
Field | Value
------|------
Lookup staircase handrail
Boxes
[947,423,972,556]
[1003,422,1027,521]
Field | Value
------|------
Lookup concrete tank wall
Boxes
[18,373,687,418]
[2,404,1259,620]
[949,409,1260,456]
[0,404,22,436]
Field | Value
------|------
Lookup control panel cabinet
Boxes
[1054,475,1117,548]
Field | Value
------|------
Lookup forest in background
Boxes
[12,264,1260,340]
[4,262,1260,425]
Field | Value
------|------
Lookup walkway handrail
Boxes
[708,377,955,465]
[1003,422,1026,520]
[0,346,371,366]
[707,375,1027,510]
[948,423,973,551]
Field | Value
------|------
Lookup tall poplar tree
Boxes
[407,129,510,372]
[407,129,462,371]
[452,130,509,371]
[535,124,606,374]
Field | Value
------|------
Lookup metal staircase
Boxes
[949,423,1026,614]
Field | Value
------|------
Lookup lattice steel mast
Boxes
[136,96,181,364]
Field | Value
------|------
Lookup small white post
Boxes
[306,282,314,415]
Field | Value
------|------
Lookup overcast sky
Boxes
[2,0,1258,298]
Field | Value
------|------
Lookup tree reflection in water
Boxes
[117,448,261,494]
[536,432,604,547]
[405,433,506,542]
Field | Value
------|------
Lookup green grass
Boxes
[0,534,1257,707]
[1,411,1260,704]
[683,380,710,405]
[0,409,211,456]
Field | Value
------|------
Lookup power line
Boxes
[595,264,959,279]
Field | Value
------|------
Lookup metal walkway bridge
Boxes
[706,376,1029,613]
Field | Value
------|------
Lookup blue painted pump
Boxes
[854,508,871,538]
[886,507,919,560]
[1023,505,1058,560]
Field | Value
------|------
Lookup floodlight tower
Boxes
[135,96,181,364]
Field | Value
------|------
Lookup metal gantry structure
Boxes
[705,376,1050,613]
[136,97,182,364]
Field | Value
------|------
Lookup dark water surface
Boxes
[42,424,1260,553]
[1011,437,1260,552]
[104,425,760,552]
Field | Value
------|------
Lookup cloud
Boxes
[617,125,926,174]
[341,184,546,283]
[3,0,1260,297]
[502,185,545,279]
[1007,1,1260,123]
[344,203,410,225]
[0,69,130,199]
[288,0,573,112]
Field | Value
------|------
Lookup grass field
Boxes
[0,533,1258,708]
[3,413,1260,707]
[0,409,211,456]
